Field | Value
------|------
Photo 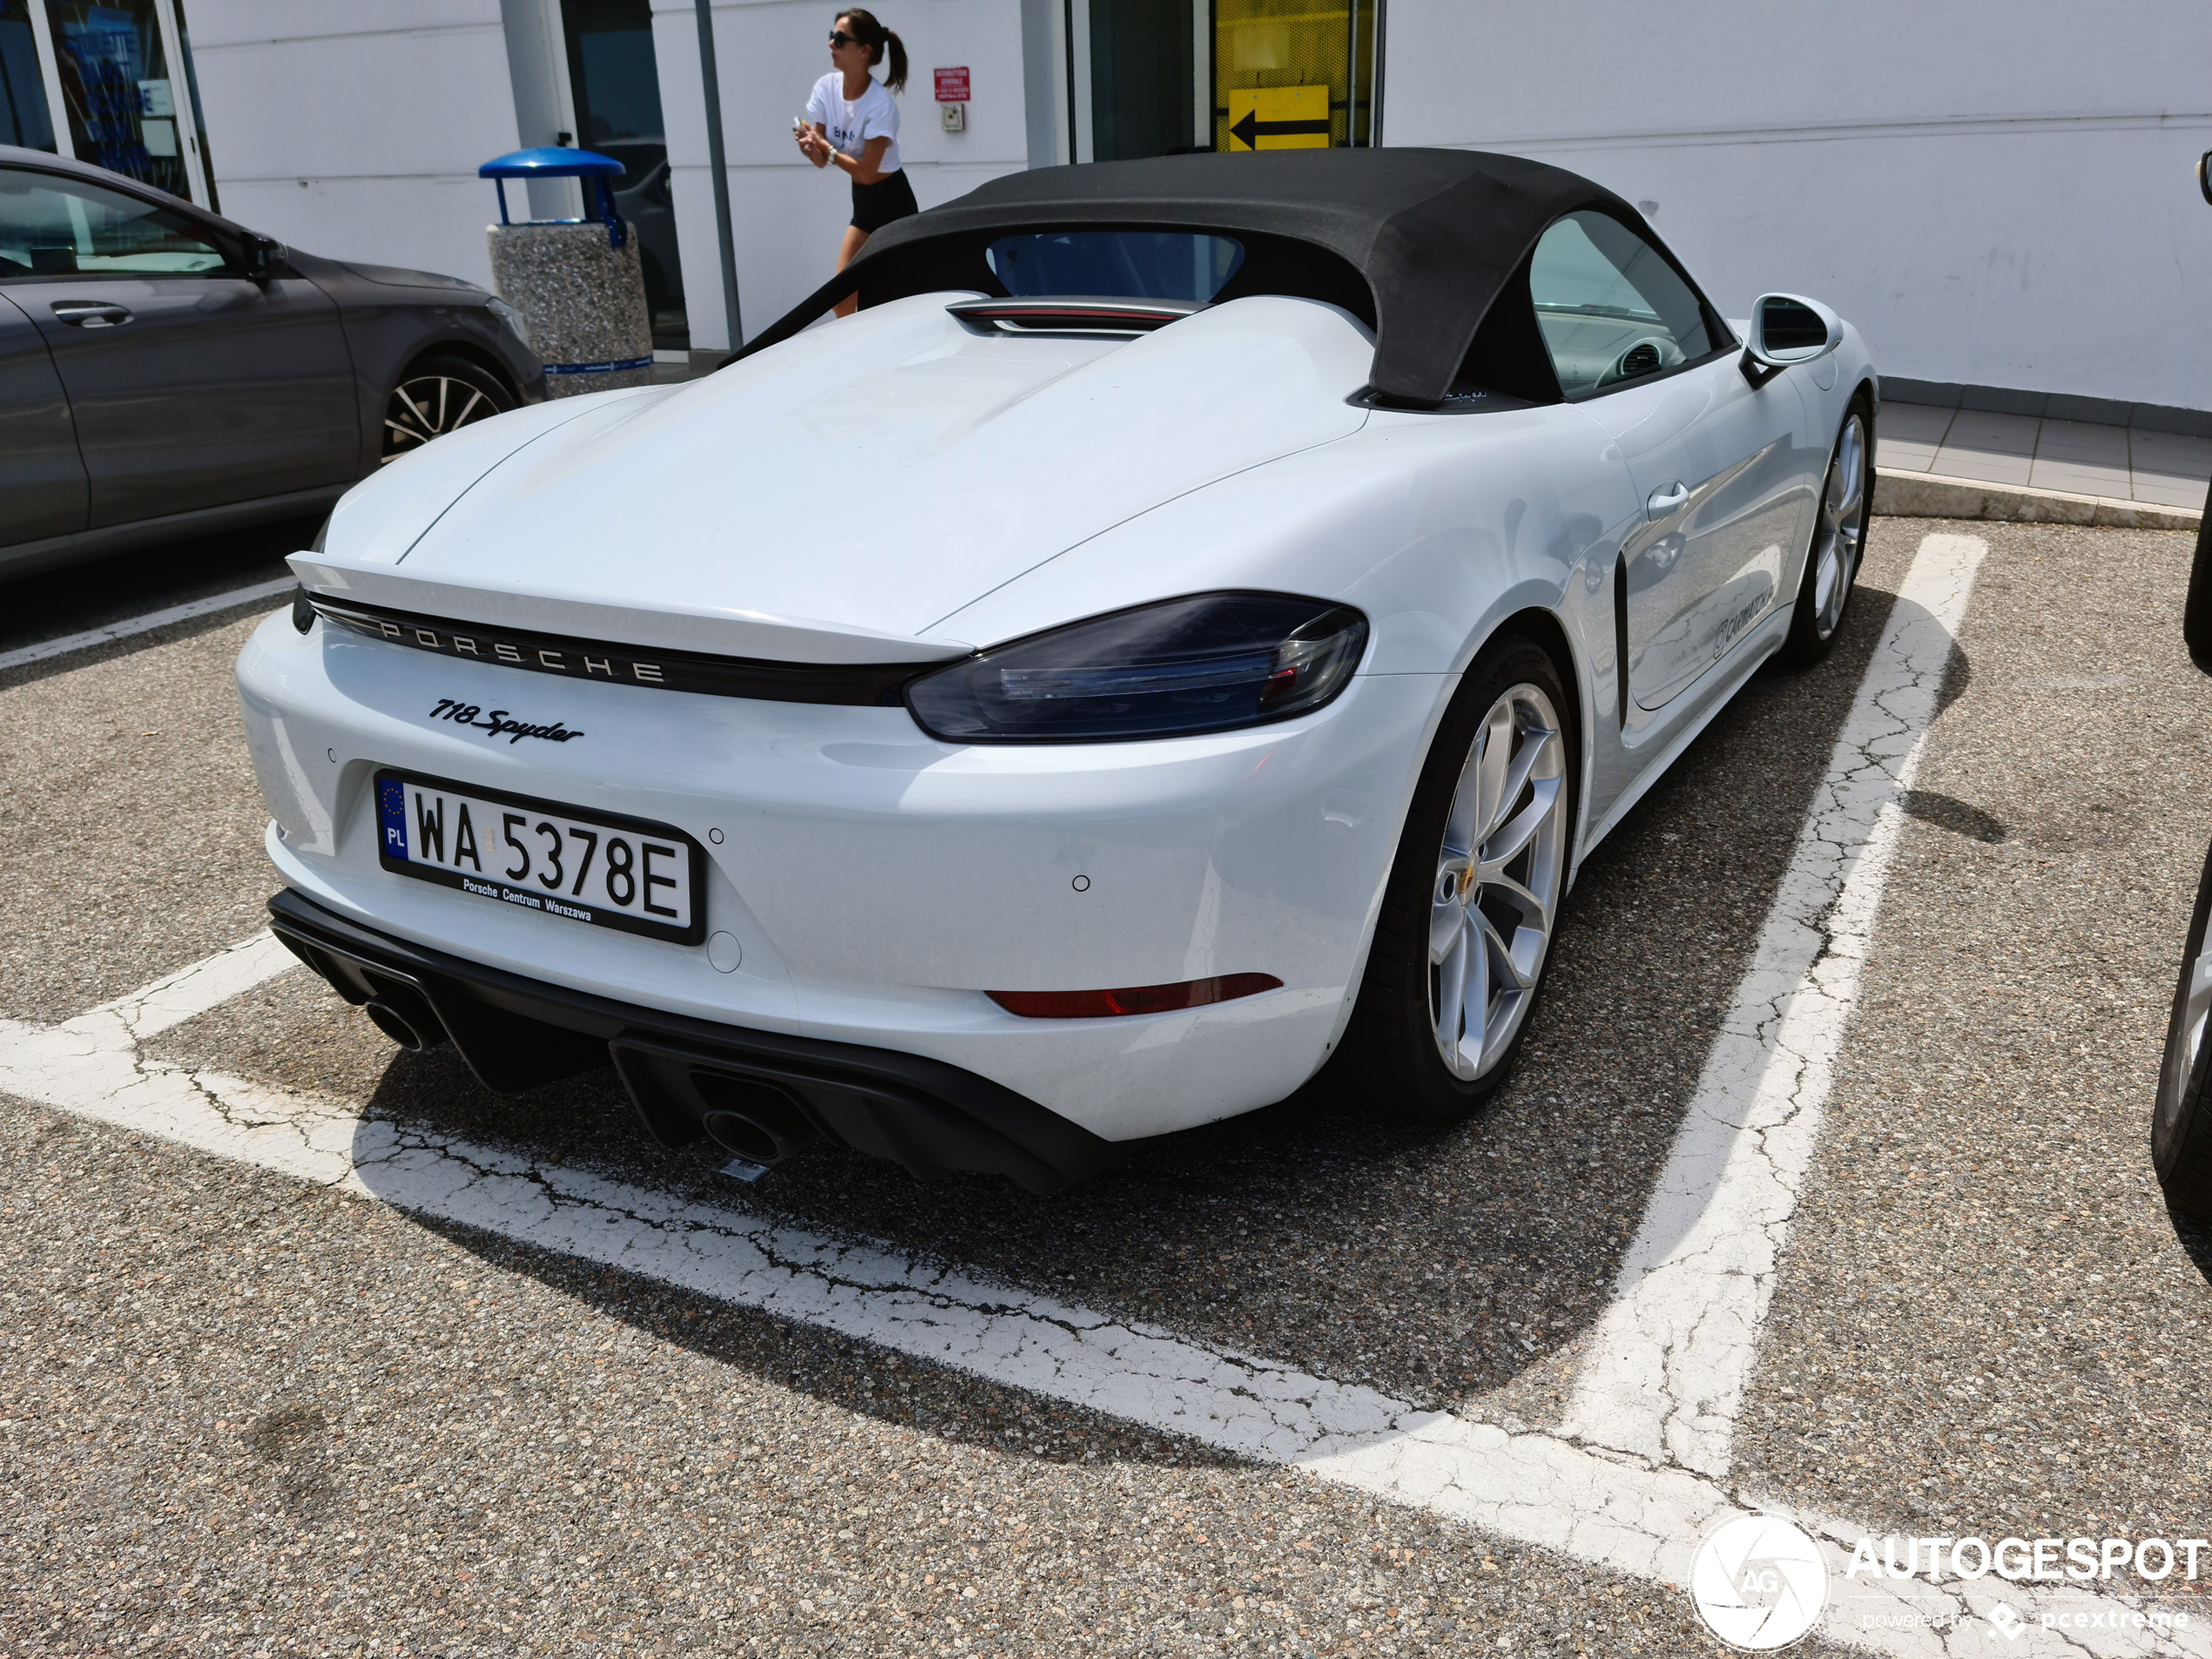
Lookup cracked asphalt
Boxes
[3,516,2208,1656]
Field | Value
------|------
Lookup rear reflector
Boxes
[988,973,1282,1020]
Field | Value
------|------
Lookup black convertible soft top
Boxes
[732,149,1649,408]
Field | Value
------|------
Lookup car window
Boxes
[986,232,1245,303]
[0,169,229,279]
[1527,210,1715,398]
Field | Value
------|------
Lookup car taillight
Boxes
[906,592,1366,744]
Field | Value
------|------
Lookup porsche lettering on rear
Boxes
[318,600,670,685]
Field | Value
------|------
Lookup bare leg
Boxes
[833,226,870,318]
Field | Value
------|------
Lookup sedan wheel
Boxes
[1429,683,1568,1080]
[1332,633,1575,1123]
[1783,400,1872,664]
[381,357,512,464]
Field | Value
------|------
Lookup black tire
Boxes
[1780,394,1874,666]
[1327,632,1578,1124]
[2154,833,2212,1221]
[381,354,514,465]
[2183,470,2212,672]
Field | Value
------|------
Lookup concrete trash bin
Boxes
[480,147,652,399]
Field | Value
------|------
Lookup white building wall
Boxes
[1383,0,2212,417]
[186,2,525,291]
[658,0,1035,350]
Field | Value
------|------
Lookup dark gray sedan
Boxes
[1,145,543,579]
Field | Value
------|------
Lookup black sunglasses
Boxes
[828,30,856,46]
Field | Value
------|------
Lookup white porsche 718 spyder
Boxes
[239,150,1875,1193]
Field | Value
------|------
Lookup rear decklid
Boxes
[295,292,1372,663]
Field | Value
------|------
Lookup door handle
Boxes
[51,301,133,328]
[1645,480,1689,516]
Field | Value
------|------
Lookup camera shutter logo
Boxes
[1689,1514,1829,1650]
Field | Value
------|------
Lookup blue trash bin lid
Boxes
[479,147,626,180]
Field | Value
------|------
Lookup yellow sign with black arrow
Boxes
[1225,85,1332,152]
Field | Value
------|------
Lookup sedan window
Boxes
[0,170,228,279]
[1528,211,1714,398]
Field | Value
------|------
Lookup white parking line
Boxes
[0,577,295,673]
[1561,533,1988,1476]
[3,534,2197,1655]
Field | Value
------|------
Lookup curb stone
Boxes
[1871,467,2202,529]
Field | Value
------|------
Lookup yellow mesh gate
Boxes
[1214,0,1379,152]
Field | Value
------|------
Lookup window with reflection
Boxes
[0,167,225,277]
[987,231,1246,303]
[1528,211,1715,398]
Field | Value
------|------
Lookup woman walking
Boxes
[796,10,914,316]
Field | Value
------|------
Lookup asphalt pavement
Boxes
[2,516,2208,1657]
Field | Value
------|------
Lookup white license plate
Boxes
[374,769,705,944]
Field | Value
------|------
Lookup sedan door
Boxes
[0,287,88,549]
[1529,211,1821,715]
[0,165,360,527]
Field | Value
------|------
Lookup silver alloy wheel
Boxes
[1428,682,1568,1080]
[381,374,500,463]
[1809,413,1868,640]
[2157,941,2212,1155]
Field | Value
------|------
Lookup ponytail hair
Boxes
[837,9,907,92]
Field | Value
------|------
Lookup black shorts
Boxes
[850,169,919,234]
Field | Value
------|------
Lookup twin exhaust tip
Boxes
[363,998,433,1051]
[695,1076,819,1167]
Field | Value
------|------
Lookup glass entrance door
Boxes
[0,0,56,149]
[1089,0,1197,161]
[42,0,209,205]
[559,0,687,350]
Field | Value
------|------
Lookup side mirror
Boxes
[1742,292,1842,387]
[240,233,287,282]
[2199,150,2212,207]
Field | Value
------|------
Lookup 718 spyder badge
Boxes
[428,698,585,745]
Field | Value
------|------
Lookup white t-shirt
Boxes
[806,72,901,176]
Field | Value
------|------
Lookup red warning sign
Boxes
[933,66,970,103]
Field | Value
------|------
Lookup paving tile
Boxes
[2132,473,2210,508]
[2028,417,2131,498]
[2131,428,2212,506]
[1931,409,2038,487]
[1872,401,1951,472]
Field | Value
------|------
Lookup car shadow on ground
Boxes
[2167,1205,2212,1284]
[313,536,1931,1435]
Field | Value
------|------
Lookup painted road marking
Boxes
[0,577,294,673]
[1561,533,1988,1476]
